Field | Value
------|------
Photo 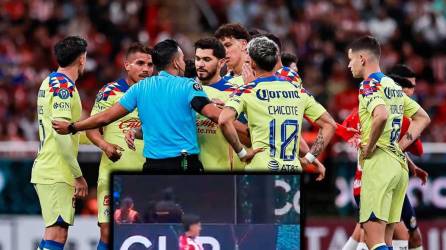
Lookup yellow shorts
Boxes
[359,148,408,224]
[97,179,111,223]
[34,183,75,227]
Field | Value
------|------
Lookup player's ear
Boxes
[124,59,130,71]
[78,53,86,66]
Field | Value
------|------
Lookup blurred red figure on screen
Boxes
[114,197,140,224]
[179,214,203,250]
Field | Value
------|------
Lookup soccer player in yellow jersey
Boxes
[31,36,88,250]
[347,36,430,250]
[86,43,154,250]
[214,23,251,87]
[194,37,248,170]
[219,36,336,171]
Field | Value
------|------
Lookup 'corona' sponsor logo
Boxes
[256,89,300,102]
[384,87,403,99]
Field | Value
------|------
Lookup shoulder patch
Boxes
[96,81,126,101]
[359,78,382,97]
[193,82,203,91]
[49,75,76,98]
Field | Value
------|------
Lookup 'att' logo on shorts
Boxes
[104,208,110,216]
[103,195,110,206]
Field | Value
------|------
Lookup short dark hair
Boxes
[126,43,153,58]
[184,59,197,78]
[248,37,279,71]
[281,52,298,67]
[263,33,282,51]
[194,37,226,59]
[388,64,416,88]
[349,36,381,58]
[182,214,200,231]
[152,39,180,71]
[54,36,87,67]
[388,64,416,78]
[214,23,250,41]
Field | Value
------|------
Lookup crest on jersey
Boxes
[49,75,76,99]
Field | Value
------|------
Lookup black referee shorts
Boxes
[143,154,204,173]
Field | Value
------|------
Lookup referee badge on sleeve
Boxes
[193,82,203,91]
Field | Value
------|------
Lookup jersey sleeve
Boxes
[402,94,421,118]
[50,83,76,121]
[225,86,249,117]
[187,80,208,103]
[303,90,326,121]
[119,83,139,112]
[359,82,386,114]
[91,87,114,116]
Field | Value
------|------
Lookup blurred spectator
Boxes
[0,0,445,144]
[153,187,183,223]
[114,197,140,224]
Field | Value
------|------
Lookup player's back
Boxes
[92,79,145,180]
[358,72,407,165]
[32,72,82,185]
[229,75,322,171]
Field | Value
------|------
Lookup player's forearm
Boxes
[86,128,109,151]
[299,138,310,157]
[309,124,335,157]
[74,103,129,132]
[220,121,244,153]
[233,121,251,147]
[310,113,336,156]
[406,153,416,175]
[367,109,388,150]
[54,134,82,178]
[399,109,430,151]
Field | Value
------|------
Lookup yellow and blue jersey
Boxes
[358,72,421,167]
[197,77,244,171]
[31,72,82,186]
[91,79,145,181]
[226,75,326,171]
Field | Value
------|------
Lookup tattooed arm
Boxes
[308,112,337,157]
[399,107,430,151]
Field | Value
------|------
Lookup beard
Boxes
[197,68,218,82]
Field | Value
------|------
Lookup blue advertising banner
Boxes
[113,224,300,250]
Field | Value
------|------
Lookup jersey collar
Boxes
[252,75,280,84]
[52,72,75,85]
[116,78,130,92]
[366,72,385,82]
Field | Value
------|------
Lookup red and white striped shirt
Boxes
[178,234,203,250]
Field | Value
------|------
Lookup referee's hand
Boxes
[125,129,136,151]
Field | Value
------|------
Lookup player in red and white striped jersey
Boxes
[179,214,203,250]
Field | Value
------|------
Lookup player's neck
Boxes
[125,76,135,86]
[255,70,274,79]
[57,67,78,82]
[232,62,243,76]
[200,75,221,86]
[273,59,283,72]
[362,64,381,80]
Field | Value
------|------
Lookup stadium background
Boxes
[0,0,445,249]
